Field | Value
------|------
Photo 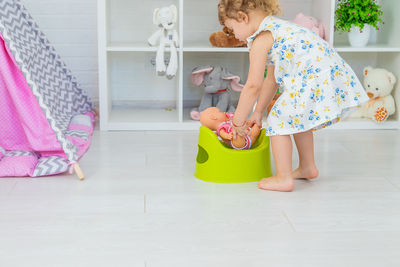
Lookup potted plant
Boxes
[335,0,384,47]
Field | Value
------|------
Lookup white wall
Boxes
[21,0,98,102]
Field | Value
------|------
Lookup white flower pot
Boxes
[348,25,371,47]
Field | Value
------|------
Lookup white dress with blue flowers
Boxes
[247,16,369,136]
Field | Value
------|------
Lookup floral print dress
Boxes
[247,16,369,136]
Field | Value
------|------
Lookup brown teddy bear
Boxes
[209,27,247,48]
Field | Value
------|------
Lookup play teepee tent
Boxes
[0,0,95,179]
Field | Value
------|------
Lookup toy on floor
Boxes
[350,66,396,123]
[200,107,261,150]
[292,13,326,40]
[190,66,244,120]
[209,26,247,47]
[148,5,179,79]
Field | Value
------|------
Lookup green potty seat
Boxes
[195,126,273,183]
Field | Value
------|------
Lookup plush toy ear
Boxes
[223,26,230,34]
[222,69,244,92]
[296,13,304,19]
[387,71,397,86]
[153,8,160,25]
[319,23,326,39]
[291,13,301,23]
[191,66,214,86]
[363,66,373,77]
[170,5,178,24]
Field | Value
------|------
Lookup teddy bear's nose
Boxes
[367,92,374,99]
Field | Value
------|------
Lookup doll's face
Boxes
[214,109,228,122]
[200,107,228,130]
[224,16,253,42]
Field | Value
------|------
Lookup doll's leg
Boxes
[258,135,294,192]
[248,124,261,145]
[231,135,246,149]
[293,130,319,180]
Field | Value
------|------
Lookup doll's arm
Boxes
[254,65,279,116]
[219,129,233,140]
[248,123,261,143]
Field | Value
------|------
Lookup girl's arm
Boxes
[254,65,279,116]
[247,65,278,127]
[232,31,274,135]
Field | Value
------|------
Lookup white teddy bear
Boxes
[350,66,397,123]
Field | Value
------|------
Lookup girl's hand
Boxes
[232,122,250,140]
[248,111,263,128]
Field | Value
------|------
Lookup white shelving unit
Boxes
[98,0,400,131]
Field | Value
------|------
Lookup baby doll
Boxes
[200,107,261,150]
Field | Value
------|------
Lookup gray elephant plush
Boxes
[190,66,244,120]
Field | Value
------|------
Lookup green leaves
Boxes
[335,0,383,32]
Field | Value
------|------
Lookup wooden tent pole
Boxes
[73,163,85,180]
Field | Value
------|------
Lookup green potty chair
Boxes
[195,126,273,183]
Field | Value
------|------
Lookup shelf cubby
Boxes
[106,0,180,48]
[104,51,180,130]
[333,0,400,51]
[336,52,400,128]
[182,52,248,123]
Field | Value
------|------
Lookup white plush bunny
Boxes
[148,5,179,79]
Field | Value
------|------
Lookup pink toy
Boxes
[292,13,326,40]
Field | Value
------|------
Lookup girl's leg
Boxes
[293,130,319,179]
[258,135,294,192]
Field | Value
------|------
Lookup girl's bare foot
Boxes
[258,175,294,192]
[293,166,319,180]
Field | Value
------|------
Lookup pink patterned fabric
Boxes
[0,33,95,178]
[0,154,38,177]
[0,33,61,153]
[68,112,95,159]
[69,112,95,158]
[68,112,95,133]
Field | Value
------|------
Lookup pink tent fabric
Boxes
[0,0,94,178]
[0,34,62,153]
[0,34,94,177]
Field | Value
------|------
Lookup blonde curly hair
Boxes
[218,0,281,25]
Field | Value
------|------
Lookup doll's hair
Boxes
[218,0,281,25]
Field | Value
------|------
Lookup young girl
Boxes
[218,0,369,192]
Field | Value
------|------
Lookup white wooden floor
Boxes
[1,129,400,267]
